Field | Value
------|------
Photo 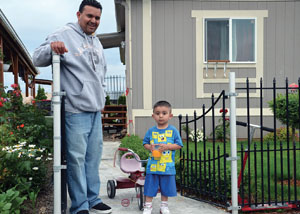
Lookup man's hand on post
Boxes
[51,41,68,55]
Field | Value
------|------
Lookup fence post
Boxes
[229,72,239,213]
[52,53,64,214]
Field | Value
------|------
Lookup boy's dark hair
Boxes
[153,100,172,111]
[79,0,102,13]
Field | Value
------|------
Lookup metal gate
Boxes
[178,90,230,208]
[178,77,300,212]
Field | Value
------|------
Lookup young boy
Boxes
[143,101,183,214]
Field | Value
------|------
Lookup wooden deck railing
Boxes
[101,105,127,131]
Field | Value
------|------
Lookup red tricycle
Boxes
[107,147,148,210]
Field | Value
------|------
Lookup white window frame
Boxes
[203,17,257,64]
[191,10,268,98]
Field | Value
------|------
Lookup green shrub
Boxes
[211,109,230,141]
[268,92,299,143]
[263,127,299,142]
[117,95,126,105]
[35,85,47,101]
[268,93,299,129]
[119,135,149,160]
[0,187,26,214]
[213,119,230,141]
[105,95,111,105]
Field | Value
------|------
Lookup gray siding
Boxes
[135,116,181,138]
[129,0,300,137]
[135,115,277,139]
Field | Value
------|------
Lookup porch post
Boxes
[229,72,239,214]
[0,36,3,87]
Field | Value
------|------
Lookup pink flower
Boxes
[0,101,3,107]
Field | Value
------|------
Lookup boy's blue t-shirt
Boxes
[143,125,183,175]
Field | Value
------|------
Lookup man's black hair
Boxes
[79,0,102,13]
[153,100,172,111]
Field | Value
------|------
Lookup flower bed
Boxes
[0,84,53,213]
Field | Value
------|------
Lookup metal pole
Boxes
[52,53,62,214]
[229,72,239,214]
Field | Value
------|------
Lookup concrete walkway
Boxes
[68,141,229,214]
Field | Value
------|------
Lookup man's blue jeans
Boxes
[65,111,103,214]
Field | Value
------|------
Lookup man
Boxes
[33,1,112,213]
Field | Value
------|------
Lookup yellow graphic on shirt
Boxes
[150,164,157,172]
[152,132,158,139]
[157,134,167,142]
[157,163,166,172]
[150,140,154,145]
[160,150,172,163]
[165,130,173,137]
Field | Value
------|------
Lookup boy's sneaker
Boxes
[90,203,112,214]
[143,205,153,214]
[160,206,170,214]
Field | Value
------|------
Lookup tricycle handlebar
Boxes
[236,121,274,133]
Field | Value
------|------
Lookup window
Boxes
[204,18,256,63]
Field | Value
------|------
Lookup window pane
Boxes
[232,19,255,62]
[205,19,229,61]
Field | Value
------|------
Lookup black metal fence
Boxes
[178,78,300,212]
[179,90,230,208]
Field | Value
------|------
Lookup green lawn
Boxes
[178,139,300,202]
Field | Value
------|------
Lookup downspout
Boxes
[118,0,133,134]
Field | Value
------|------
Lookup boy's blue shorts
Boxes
[144,174,177,197]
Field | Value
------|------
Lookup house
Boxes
[0,9,40,97]
[111,0,300,137]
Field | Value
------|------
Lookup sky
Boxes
[0,0,125,92]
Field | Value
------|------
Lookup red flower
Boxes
[32,100,36,104]
[0,101,3,107]
[220,108,228,114]
[289,83,299,92]
[11,84,18,89]
[20,124,24,128]
[10,132,13,135]
[225,117,230,121]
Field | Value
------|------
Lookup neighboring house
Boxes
[111,0,300,137]
[0,9,39,97]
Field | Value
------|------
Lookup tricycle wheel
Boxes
[107,180,116,198]
[136,186,144,210]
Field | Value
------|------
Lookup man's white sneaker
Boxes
[143,205,152,214]
[160,206,170,214]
